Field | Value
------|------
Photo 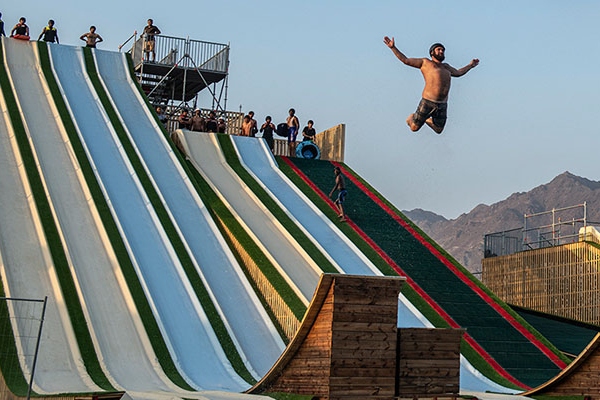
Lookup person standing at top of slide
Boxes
[143,18,161,62]
[80,26,103,48]
[38,19,59,44]
[383,36,479,134]
[286,108,300,156]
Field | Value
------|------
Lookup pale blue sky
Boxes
[3,1,599,218]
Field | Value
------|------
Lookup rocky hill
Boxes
[403,172,600,275]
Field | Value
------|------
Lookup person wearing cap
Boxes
[383,36,479,134]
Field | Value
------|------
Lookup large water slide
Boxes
[228,136,520,395]
[46,43,252,392]
[0,36,529,398]
[91,48,285,376]
[0,38,99,394]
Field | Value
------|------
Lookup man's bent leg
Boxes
[425,118,444,134]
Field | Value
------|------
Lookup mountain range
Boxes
[403,172,600,275]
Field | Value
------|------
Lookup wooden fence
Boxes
[482,241,600,324]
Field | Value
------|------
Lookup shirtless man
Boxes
[286,108,300,156]
[384,36,479,134]
[329,166,348,222]
[80,26,103,48]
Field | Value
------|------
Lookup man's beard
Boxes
[432,53,445,62]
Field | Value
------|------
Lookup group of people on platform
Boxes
[242,108,316,156]
[169,107,317,156]
[175,108,226,134]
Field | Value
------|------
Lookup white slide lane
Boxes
[0,38,99,394]
[230,136,520,395]
[179,132,323,302]
[92,49,284,377]
[47,43,248,392]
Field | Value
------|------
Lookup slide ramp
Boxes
[92,49,284,377]
[47,44,247,392]
[179,132,322,302]
[0,38,98,394]
[285,157,565,388]
[230,136,519,394]
[3,37,185,396]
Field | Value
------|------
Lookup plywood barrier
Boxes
[397,328,464,398]
[249,274,405,400]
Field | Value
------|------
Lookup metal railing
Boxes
[484,203,592,258]
[129,34,229,74]
[484,227,522,258]
[523,203,587,249]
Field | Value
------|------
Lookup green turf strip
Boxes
[286,157,565,388]
[37,42,193,390]
[0,41,114,390]
[81,47,254,385]
[217,134,338,275]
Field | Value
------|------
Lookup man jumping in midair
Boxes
[384,36,479,134]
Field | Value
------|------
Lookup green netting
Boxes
[288,157,561,387]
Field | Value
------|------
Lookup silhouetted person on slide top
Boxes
[383,36,479,134]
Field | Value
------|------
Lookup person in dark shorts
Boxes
[329,166,348,222]
[143,19,161,62]
[80,26,103,48]
[38,19,59,44]
[286,108,300,156]
[384,36,479,134]
[302,120,316,141]
[260,116,275,153]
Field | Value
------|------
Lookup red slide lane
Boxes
[280,157,531,389]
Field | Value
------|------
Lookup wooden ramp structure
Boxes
[249,274,463,400]
[524,332,600,400]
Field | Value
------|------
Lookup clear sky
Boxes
[3,1,599,219]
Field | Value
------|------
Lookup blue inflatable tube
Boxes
[295,141,321,159]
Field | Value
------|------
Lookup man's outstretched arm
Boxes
[383,36,423,68]
[448,58,480,77]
